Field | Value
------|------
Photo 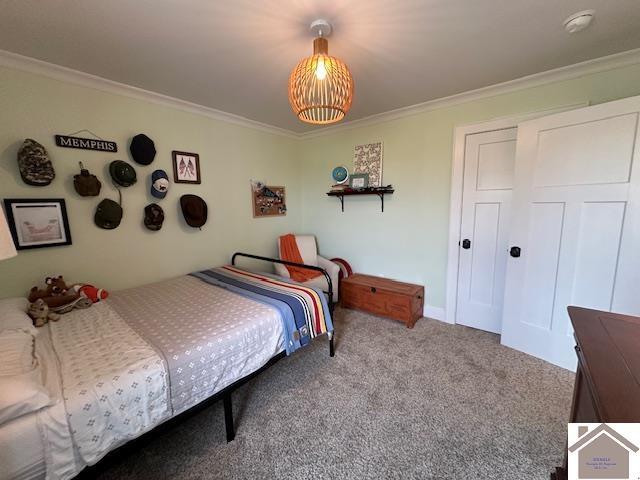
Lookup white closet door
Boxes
[501,95,640,370]
[456,128,516,333]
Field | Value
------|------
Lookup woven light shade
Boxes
[288,37,354,125]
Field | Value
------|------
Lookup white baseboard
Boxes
[423,305,448,323]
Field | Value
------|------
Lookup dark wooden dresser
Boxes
[552,306,640,479]
[340,274,424,328]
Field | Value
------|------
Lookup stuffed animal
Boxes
[45,275,72,295]
[28,275,79,304]
[27,299,60,327]
[28,275,81,312]
[72,284,109,303]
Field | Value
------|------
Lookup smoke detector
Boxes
[564,10,595,33]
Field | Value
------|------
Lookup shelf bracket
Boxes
[326,188,393,213]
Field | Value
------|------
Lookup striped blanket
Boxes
[191,266,333,355]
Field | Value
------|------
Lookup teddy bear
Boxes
[27,299,60,327]
[28,275,79,305]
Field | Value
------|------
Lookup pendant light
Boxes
[288,20,354,125]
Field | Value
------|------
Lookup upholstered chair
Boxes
[275,235,340,303]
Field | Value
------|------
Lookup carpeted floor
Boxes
[92,308,574,480]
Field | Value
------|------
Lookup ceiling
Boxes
[1,0,640,133]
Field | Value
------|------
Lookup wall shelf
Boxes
[326,187,394,212]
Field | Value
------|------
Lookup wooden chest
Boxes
[340,274,424,328]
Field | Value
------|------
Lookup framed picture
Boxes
[3,198,72,250]
[349,173,369,189]
[251,182,286,217]
[354,142,383,187]
[172,151,201,184]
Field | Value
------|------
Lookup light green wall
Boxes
[3,62,640,307]
[299,63,640,310]
[0,67,301,297]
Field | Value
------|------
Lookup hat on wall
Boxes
[94,199,123,229]
[109,160,137,187]
[144,203,164,231]
[130,134,156,166]
[180,194,207,229]
[150,170,169,199]
[17,138,55,186]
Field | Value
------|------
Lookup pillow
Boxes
[0,329,50,425]
[0,330,35,375]
[0,298,33,333]
[0,369,50,425]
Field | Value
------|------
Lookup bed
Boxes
[0,254,334,480]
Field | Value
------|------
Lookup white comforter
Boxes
[40,302,169,479]
[30,275,286,480]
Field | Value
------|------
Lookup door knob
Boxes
[461,239,471,249]
[510,246,521,258]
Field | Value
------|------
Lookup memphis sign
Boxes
[55,135,117,153]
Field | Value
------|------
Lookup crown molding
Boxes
[0,49,298,139]
[1,47,640,140]
[298,47,640,139]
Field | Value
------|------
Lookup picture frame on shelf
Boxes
[172,150,201,184]
[3,198,72,250]
[349,173,369,189]
[353,142,383,187]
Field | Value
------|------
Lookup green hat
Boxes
[109,160,137,187]
[94,199,123,229]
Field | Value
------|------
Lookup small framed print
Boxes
[172,151,201,184]
[349,173,369,189]
[3,198,72,250]
[252,184,286,218]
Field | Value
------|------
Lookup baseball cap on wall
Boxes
[144,203,164,231]
[17,138,55,186]
[94,199,123,229]
[151,170,169,199]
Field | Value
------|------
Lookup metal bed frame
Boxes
[78,253,335,477]
[231,252,336,357]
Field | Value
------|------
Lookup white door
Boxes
[501,95,640,370]
[456,128,517,333]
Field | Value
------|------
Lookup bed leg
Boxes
[223,393,235,442]
[329,332,335,357]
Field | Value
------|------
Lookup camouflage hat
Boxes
[17,139,55,186]
[94,199,123,229]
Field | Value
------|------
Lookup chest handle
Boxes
[370,287,377,293]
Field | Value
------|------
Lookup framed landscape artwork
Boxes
[3,198,72,250]
[172,151,201,184]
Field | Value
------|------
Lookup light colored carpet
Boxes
[93,308,574,480]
